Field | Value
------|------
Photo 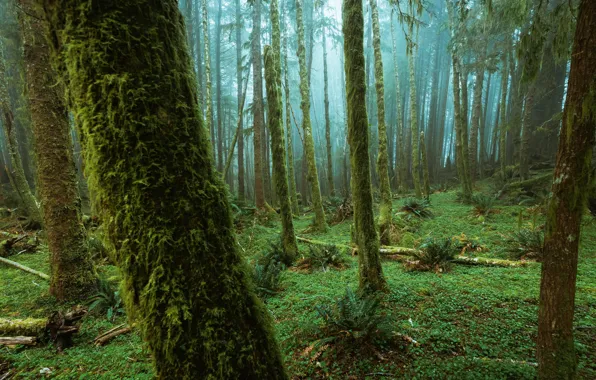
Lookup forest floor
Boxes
[0,175,595,379]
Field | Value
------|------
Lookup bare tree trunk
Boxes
[537,3,595,378]
[235,0,244,200]
[252,0,266,208]
[322,20,334,197]
[215,0,223,171]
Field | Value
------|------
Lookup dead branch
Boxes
[93,325,132,346]
[0,256,49,280]
[0,336,36,346]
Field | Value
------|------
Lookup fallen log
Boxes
[0,256,49,280]
[452,256,533,268]
[0,336,36,346]
[0,318,47,336]
[93,324,132,346]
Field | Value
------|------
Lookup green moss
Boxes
[44,0,286,377]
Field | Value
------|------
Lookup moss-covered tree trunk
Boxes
[20,0,96,301]
[322,22,334,198]
[0,43,42,227]
[264,0,298,261]
[282,1,299,214]
[342,0,386,293]
[408,36,421,198]
[215,0,223,171]
[295,0,326,231]
[201,0,214,149]
[537,1,595,377]
[470,63,485,183]
[390,16,405,193]
[41,0,287,377]
[519,83,535,180]
[420,131,430,200]
[194,0,204,113]
[235,0,244,200]
[452,55,472,200]
[252,0,266,208]
[369,0,392,244]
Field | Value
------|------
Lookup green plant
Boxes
[252,260,284,299]
[314,287,392,347]
[471,193,496,216]
[408,237,456,272]
[507,229,544,260]
[87,277,124,321]
[303,244,349,272]
[400,198,433,219]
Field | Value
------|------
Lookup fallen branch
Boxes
[93,324,132,346]
[452,256,533,267]
[472,357,538,367]
[0,256,49,280]
[0,318,47,336]
[0,336,36,346]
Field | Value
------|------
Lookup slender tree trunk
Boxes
[201,0,214,149]
[459,63,472,191]
[369,0,392,244]
[480,71,491,178]
[342,0,386,293]
[452,55,472,199]
[390,16,405,193]
[499,49,509,181]
[519,83,535,180]
[295,0,326,231]
[42,1,288,377]
[408,39,421,197]
[537,2,595,377]
[235,0,244,200]
[264,0,298,262]
[282,1,299,214]
[252,0,266,208]
[20,0,96,301]
[215,0,223,171]
[0,43,42,227]
[322,22,334,197]
[194,0,204,114]
[470,60,485,184]
[420,130,431,200]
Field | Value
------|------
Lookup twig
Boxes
[93,325,132,346]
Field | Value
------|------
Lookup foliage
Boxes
[408,237,456,272]
[87,277,124,321]
[299,244,349,272]
[471,193,497,216]
[252,261,284,299]
[400,198,433,219]
[507,229,544,260]
[313,287,393,347]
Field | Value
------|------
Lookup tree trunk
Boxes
[322,22,334,198]
[342,0,386,293]
[295,0,326,231]
[470,60,485,183]
[42,1,288,377]
[519,83,535,180]
[20,0,96,301]
[201,0,215,150]
[194,0,204,113]
[420,131,430,200]
[215,0,223,171]
[252,0,266,208]
[369,0,392,244]
[390,16,405,193]
[264,0,298,262]
[235,0,244,200]
[499,48,509,181]
[408,40,421,198]
[537,2,596,378]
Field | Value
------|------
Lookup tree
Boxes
[235,0,245,199]
[295,0,326,231]
[342,0,386,293]
[282,0,299,214]
[407,18,421,198]
[201,0,214,148]
[20,0,96,301]
[420,131,430,200]
[252,0,266,208]
[0,42,42,227]
[390,11,405,193]
[264,0,298,262]
[215,0,223,171]
[41,0,287,377]
[322,12,334,198]
[537,1,595,378]
[369,0,392,244]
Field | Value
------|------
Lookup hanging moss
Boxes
[264,0,297,262]
[369,0,392,245]
[43,0,287,377]
[343,0,386,293]
[20,0,96,301]
[295,0,327,231]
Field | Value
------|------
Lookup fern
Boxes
[86,277,124,321]
[400,198,433,219]
[408,237,456,272]
[507,229,544,260]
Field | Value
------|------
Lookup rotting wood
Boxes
[93,324,132,346]
[0,336,36,346]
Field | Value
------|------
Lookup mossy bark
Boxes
[282,3,299,214]
[470,63,485,183]
[342,0,386,293]
[0,42,42,227]
[519,83,535,180]
[235,0,245,199]
[295,0,326,231]
[408,38,421,198]
[20,0,96,301]
[537,1,595,378]
[369,0,392,245]
[322,23,334,198]
[215,0,223,172]
[499,47,509,182]
[264,0,297,262]
[252,0,266,209]
[451,55,472,200]
[42,1,287,377]
[420,131,430,200]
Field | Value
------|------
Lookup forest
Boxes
[0,0,594,378]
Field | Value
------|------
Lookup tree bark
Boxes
[215,0,223,171]
[41,0,288,377]
[201,0,214,149]
[252,0,266,208]
[20,0,96,301]
[235,0,244,199]
[322,20,334,198]
[537,1,596,378]
[342,0,386,293]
